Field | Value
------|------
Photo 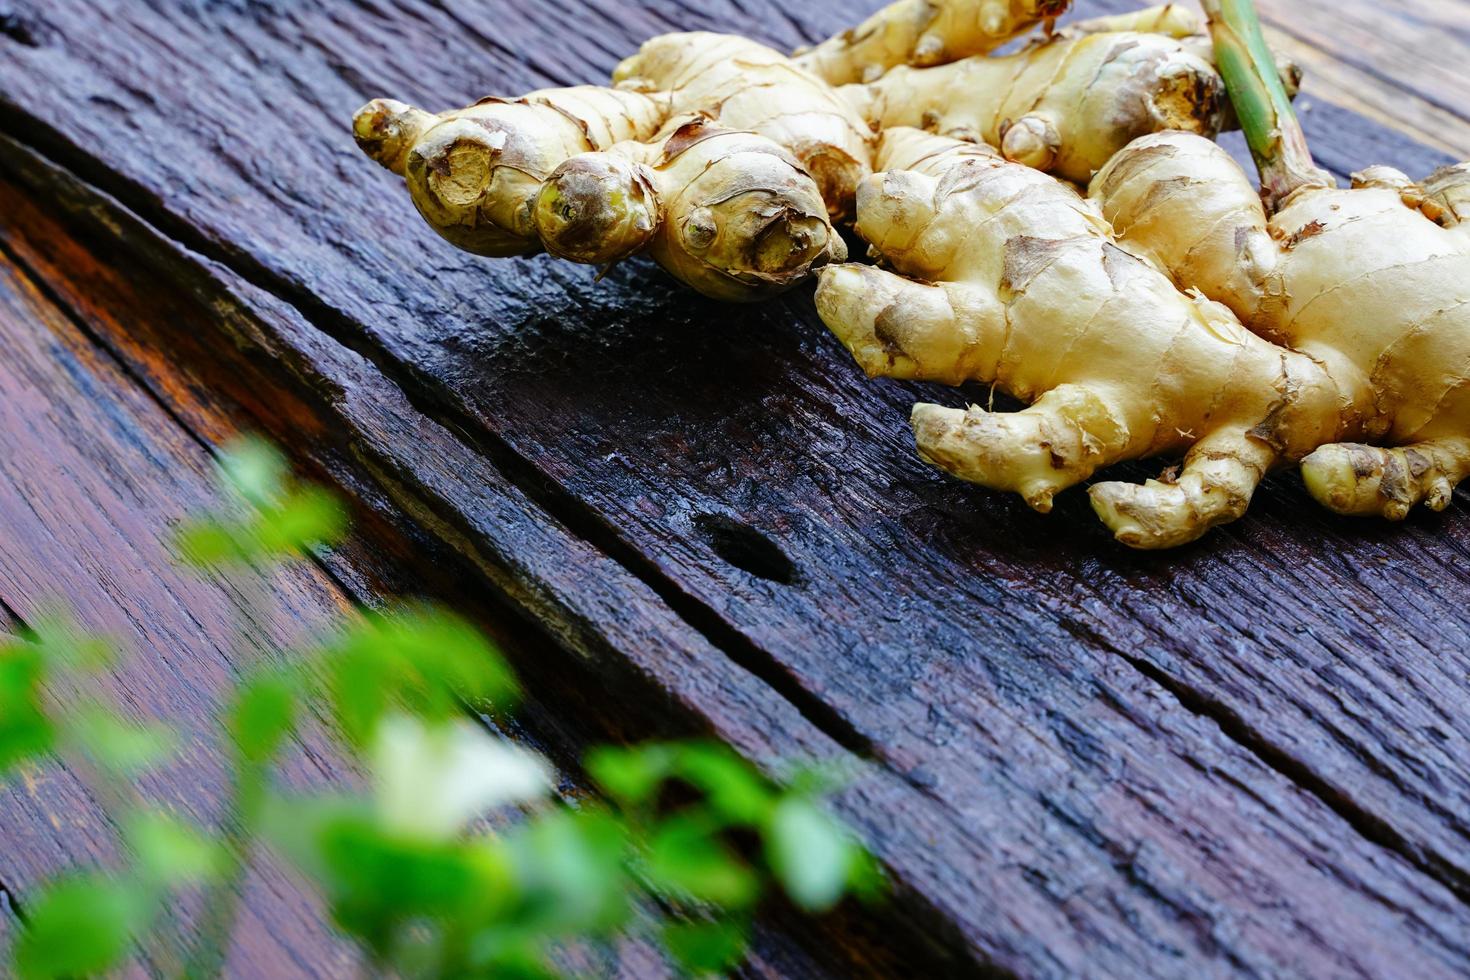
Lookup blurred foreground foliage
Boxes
[0,438,879,978]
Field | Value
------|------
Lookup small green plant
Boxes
[0,438,878,978]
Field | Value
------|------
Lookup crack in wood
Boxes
[1061,614,1470,906]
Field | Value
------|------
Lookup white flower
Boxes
[372,713,553,839]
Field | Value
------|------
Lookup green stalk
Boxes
[1201,0,1334,210]
[181,759,265,979]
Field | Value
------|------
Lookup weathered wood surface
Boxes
[0,134,895,980]
[0,239,360,975]
[1253,0,1470,159]
[3,0,1470,975]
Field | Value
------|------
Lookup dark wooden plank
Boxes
[0,139,921,980]
[0,139,905,980]
[1255,0,1470,160]
[4,0,1470,974]
[0,187,752,980]
[0,245,361,977]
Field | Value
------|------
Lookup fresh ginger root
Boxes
[792,0,1070,85]
[833,4,1298,184]
[815,128,1346,547]
[611,33,874,221]
[354,34,867,300]
[353,88,666,257]
[1053,3,1200,37]
[1092,139,1470,532]
[840,26,1225,183]
[1085,0,1470,532]
[534,118,845,302]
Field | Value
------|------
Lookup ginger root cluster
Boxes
[352,0,1470,548]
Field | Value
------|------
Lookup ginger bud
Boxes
[353,98,435,177]
[534,154,661,265]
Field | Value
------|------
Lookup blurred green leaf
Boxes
[464,942,559,980]
[258,487,348,556]
[177,439,347,568]
[67,705,176,776]
[780,758,860,799]
[672,743,774,826]
[765,798,853,913]
[228,672,298,764]
[585,744,673,808]
[843,841,886,904]
[0,642,52,773]
[269,798,515,946]
[510,809,631,933]
[662,918,749,975]
[218,436,288,509]
[12,873,150,980]
[23,617,117,674]
[326,823,482,918]
[127,811,224,886]
[647,815,759,910]
[326,606,518,747]
[174,518,251,567]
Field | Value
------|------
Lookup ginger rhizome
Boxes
[1087,0,1470,535]
[815,128,1344,547]
[839,25,1223,183]
[833,4,1298,184]
[611,33,873,221]
[812,0,1470,548]
[352,8,1303,301]
[354,88,665,257]
[354,33,869,300]
[793,0,1070,85]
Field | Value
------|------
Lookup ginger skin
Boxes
[1054,3,1199,37]
[612,33,873,221]
[793,0,1070,85]
[353,88,666,258]
[832,4,1299,184]
[535,119,845,303]
[815,129,1346,547]
[354,34,866,300]
[840,27,1226,184]
[1092,132,1470,528]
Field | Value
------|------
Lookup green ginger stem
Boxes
[1202,0,1333,210]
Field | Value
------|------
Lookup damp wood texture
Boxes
[2,0,1470,975]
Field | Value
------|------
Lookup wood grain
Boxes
[1256,0,1470,161]
[0,242,359,977]
[1,0,1469,974]
[0,131,925,980]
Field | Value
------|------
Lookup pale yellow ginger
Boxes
[1092,134,1470,531]
[354,34,868,300]
[612,33,873,220]
[535,118,843,302]
[793,0,1069,85]
[815,128,1347,547]
[828,3,1298,184]
[1074,0,1470,534]
[839,28,1226,183]
[354,88,666,257]
[1055,3,1201,39]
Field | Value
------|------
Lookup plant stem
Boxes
[1201,0,1334,210]
[181,759,265,979]
[182,563,274,979]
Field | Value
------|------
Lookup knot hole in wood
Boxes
[693,512,798,585]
